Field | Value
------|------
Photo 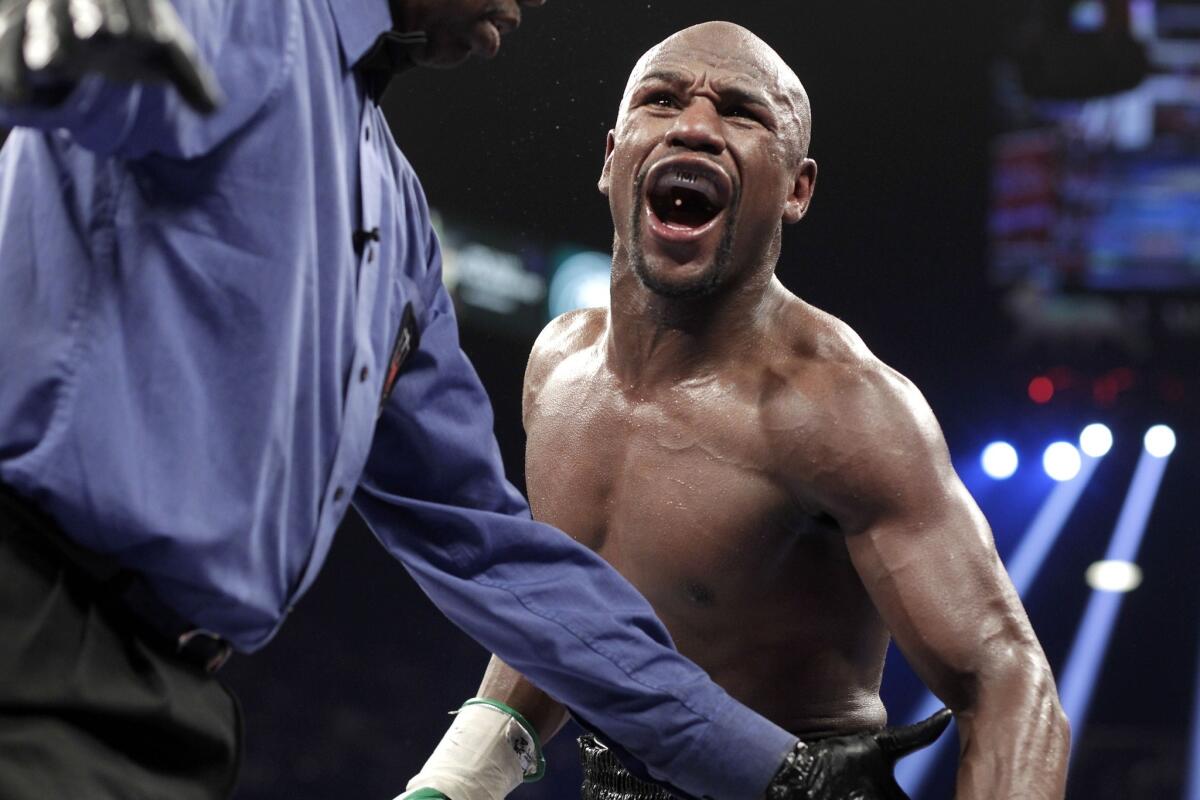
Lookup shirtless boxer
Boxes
[400,21,1069,800]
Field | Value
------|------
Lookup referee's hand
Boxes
[0,0,222,112]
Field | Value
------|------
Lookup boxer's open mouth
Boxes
[645,159,731,232]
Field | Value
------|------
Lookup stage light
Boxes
[1043,442,1082,481]
[548,251,611,318]
[1079,424,1113,458]
[1085,560,1142,593]
[1069,0,1106,31]
[1061,445,1174,767]
[1028,376,1055,404]
[1144,425,1176,458]
[981,442,1019,480]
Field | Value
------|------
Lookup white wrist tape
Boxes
[404,699,544,800]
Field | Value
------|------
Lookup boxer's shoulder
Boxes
[537,307,607,351]
[527,308,606,377]
[762,295,948,513]
[770,293,871,366]
[522,308,608,417]
[770,293,926,417]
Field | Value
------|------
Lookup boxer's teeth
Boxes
[656,171,721,207]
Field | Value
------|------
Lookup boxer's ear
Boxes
[782,157,817,224]
[598,130,616,196]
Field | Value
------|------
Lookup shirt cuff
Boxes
[671,694,798,800]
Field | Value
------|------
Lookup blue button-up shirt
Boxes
[0,2,796,796]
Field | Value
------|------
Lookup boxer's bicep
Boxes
[477,655,572,742]
[837,407,1070,797]
[846,479,1034,712]
[831,378,1043,713]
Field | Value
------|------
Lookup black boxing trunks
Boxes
[579,734,679,800]
[578,731,851,800]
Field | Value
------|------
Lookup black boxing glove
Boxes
[765,708,952,800]
[0,0,221,111]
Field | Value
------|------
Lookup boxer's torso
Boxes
[523,301,892,737]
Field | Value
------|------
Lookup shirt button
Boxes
[359,366,369,382]
[334,487,346,502]
[364,125,370,141]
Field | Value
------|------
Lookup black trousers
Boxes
[0,494,242,800]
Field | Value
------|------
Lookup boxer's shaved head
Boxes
[618,21,812,163]
[601,21,818,301]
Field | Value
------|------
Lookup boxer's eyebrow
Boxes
[638,69,693,89]
[715,83,773,113]
[638,71,774,110]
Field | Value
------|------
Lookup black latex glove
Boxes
[0,0,221,111]
[766,708,953,800]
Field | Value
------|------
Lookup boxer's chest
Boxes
[524,368,842,592]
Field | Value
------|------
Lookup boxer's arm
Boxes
[820,367,1069,799]
[0,1,296,159]
[392,658,568,800]
[476,655,571,742]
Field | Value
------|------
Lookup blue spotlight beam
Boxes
[1059,448,1171,768]
[1007,455,1102,592]
[895,456,1102,796]
[1187,631,1200,800]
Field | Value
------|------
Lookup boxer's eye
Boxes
[645,92,679,109]
[725,105,757,122]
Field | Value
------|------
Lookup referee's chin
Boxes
[408,41,473,69]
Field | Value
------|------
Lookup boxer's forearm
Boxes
[953,658,1069,800]
[392,658,569,800]
[477,655,571,743]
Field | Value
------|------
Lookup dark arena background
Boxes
[10,1,1191,798]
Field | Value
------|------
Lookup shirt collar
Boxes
[327,0,397,69]
[328,0,421,102]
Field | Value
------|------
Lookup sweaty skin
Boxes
[479,22,1069,799]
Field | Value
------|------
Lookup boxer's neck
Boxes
[605,264,783,388]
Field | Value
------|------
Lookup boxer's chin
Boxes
[630,169,738,299]
[632,251,722,299]
[631,209,735,299]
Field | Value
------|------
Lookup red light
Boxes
[1093,376,1119,407]
[1111,367,1135,390]
[1028,376,1055,404]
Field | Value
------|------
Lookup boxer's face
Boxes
[395,0,546,67]
[601,25,816,299]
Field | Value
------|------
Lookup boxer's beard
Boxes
[629,170,739,299]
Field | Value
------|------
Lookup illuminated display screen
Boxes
[990,2,1200,291]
